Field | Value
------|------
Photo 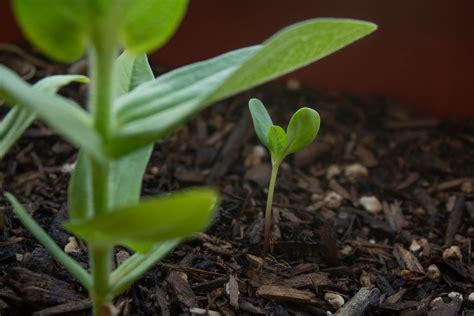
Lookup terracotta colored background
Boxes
[2,1,473,117]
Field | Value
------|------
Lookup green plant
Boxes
[249,98,320,255]
[0,1,376,314]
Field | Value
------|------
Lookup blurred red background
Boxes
[1,0,473,117]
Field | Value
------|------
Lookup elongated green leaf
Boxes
[268,125,287,159]
[116,51,155,97]
[64,188,219,250]
[12,0,87,62]
[69,52,155,221]
[5,193,92,289]
[120,0,188,53]
[285,107,320,154]
[206,19,377,103]
[110,19,375,157]
[0,66,104,162]
[248,98,273,147]
[0,75,88,158]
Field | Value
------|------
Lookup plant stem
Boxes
[87,28,117,316]
[263,163,279,255]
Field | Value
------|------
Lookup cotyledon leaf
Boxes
[248,98,273,147]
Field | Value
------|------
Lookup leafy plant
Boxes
[249,98,320,255]
[0,0,376,314]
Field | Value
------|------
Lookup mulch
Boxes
[0,45,473,315]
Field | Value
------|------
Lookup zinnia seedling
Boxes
[0,1,376,314]
[249,98,321,255]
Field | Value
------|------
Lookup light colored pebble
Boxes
[324,292,345,309]
[443,246,463,261]
[64,236,82,254]
[344,163,368,182]
[426,264,441,281]
[468,292,474,303]
[359,196,383,214]
[409,239,422,252]
[448,292,463,301]
[326,164,342,179]
[324,192,343,209]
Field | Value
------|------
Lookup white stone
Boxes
[448,292,463,301]
[468,293,474,303]
[324,292,345,309]
[409,239,422,252]
[359,196,383,214]
[326,164,342,179]
[426,264,441,281]
[443,246,462,261]
[324,192,343,209]
[64,236,82,254]
[344,163,368,181]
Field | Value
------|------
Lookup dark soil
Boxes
[0,45,473,316]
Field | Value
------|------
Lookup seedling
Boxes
[249,98,320,255]
[0,1,376,314]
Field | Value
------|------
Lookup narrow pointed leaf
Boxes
[268,125,287,158]
[0,75,88,158]
[285,107,320,154]
[248,98,273,147]
[206,18,377,103]
[69,52,155,221]
[0,66,104,162]
[5,193,91,289]
[65,188,219,248]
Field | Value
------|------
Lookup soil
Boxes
[0,45,473,316]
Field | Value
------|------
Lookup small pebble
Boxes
[448,292,463,301]
[409,239,422,252]
[344,163,368,182]
[443,246,463,261]
[468,292,474,303]
[64,237,82,254]
[359,196,383,214]
[324,292,345,309]
[324,192,343,209]
[426,264,441,281]
[326,164,342,179]
[286,78,301,90]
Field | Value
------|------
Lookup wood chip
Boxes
[32,299,92,316]
[335,287,380,316]
[279,272,332,288]
[166,271,197,308]
[256,285,317,304]
[383,201,406,233]
[393,244,425,274]
[444,196,465,246]
[226,275,240,309]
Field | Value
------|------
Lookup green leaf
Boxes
[64,188,219,251]
[0,66,104,162]
[285,107,320,154]
[0,75,89,158]
[12,0,87,62]
[110,19,375,157]
[116,51,155,97]
[5,193,92,289]
[68,52,155,221]
[206,18,377,104]
[248,98,273,147]
[120,0,188,53]
[268,125,287,159]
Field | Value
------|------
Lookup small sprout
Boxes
[249,98,320,254]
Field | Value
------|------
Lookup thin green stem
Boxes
[87,26,117,316]
[263,162,280,255]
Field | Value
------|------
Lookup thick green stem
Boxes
[263,163,279,255]
[87,29,117,316]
